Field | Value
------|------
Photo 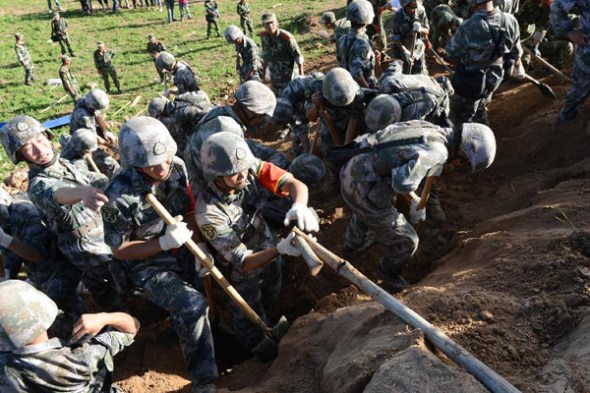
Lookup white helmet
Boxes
[461,123,497,172]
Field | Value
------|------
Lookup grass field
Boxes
[0,0,345,176]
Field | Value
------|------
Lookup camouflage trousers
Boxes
[228,258,283,350]
[58,36,75,56]
[141,270,218,387]
[560,51,590,121]
[290,119,310,156]
[206,18,221,38]
[98,67,121,93]
[37,261,87,317]
[240,16,253,36]
[22,63,34,85]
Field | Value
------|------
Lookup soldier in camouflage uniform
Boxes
[0,116,121,312]
[225,25,263,82]
[59,55,81,104]
[392,0,430,75]
[422,0,450,17]
[196,131,318,359]
[288,153,332,202]
[445,0,522,127]
[60,128,120,178]
[14,33,34,86]
[551,0,590,122]
[366,0,390,51]
[340,120,496,292]
[93,42,122,94]
[338,0,378,88]
[147,34,168,84]
[237,0,254,36]
[0,280,139,393]
[205,0,221,39]
[51,12,75,57]
[102,117,218,393]
[260,13,305,94]
[156,52,201,95]
[429,4,463,49]
[320,12,352,61]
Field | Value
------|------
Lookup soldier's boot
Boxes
[427,197,446,223]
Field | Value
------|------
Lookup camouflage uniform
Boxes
[422,0,450,17]
[15,42,34,86]
[51,16,75,56]
[237,0,253,36]
[27,159,119,311]
[234,35,263,82]
[60,133,120,179]
[102,159,218,388]
[59,62,81,104]
[340,121,452,282]
[550,0,590,121]
[430,4,462,49]
[93,48,121,94]
[260,28,304,93]
[366,0,389,50]
[196,159,289,350]
[391,5,430,74]
[451,0,473,19]
[338,28,378,87]
[334,17,352,46]
[147,39,167,83]
[205,0,221,38]
[0,331,134,392]
[174,61,200,95]
[445,7,521,126]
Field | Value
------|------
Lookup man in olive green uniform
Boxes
[93,41,122,94]
[15,33,34,86]
[147,34,168,84]
[59,55,81,104]
[237,0,254,36]
[51,12,75,57]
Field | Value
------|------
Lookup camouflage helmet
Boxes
[0,280,58,352]
[320,11,336,25]
[70,128,98,153]
[234,80,277,117]
[176,90,211,112]
[225,25,243,43]
[322,68,360,107]
[190,116,244,167]
[84,89,110,111]
[119,116,177,168]
[400,0,418,6]
[347,0,375,25]
[365,94,402,132]
[156,51,176,72]
[289,153,330,190]
[200,131,255,181]
[461,123,497,172]
[272,98,294,127]
[0,115,49,164]
[148,96,169,118]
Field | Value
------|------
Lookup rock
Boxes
[479,310,495,323]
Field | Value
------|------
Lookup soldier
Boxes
[59,55,81,104]
[337,0,377,88]
[550,0,590,123]
[288,153,333,201]
[93,41,123,95]
[0,280,139,393]
[205,0,221,39]
[47,0,63,12]
[156,52,200,95]
[147,34,168,84]
[165,0,176,22]
[429,4,463,49]
[225,25,263,82]
[179,0,193,21]
[260,13,305,94]
[14,33,34,86]
[422,0,450,17]
[196,131,318,359]
[445,0,522,127]
[339,120,496,292]
[320,11,351,51]
[51,12,75,57]
[0,116,121,311]
[366,0,390,51]
[102,117,218,393]
[237,0,254,36]
[60,128,120,178]
[391,0,430,75]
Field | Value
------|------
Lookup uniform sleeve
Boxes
[93,330,136,357]
[392,11,403,42]
[255,161,292,196]
[390,148,447,194]
[550,0,576,37]
[13,203,51,260]
[444,22,468,61]
[28,177,76,223]
[290,36,304,65]
[101,187,135,248]
[349,41,373,79]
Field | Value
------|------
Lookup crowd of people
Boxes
[2,0,588,392]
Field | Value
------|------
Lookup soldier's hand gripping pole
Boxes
[146,193,289,361]
[522,45,573,83]
[319,107,342,146]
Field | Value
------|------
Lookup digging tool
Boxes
[408,32,418,74]
[523,74,557,99]
[83,153,101,173]
[319,107,342,146]
[145,193,289,361]
[293,234,324,276]
[417,176,435,210]
[291,227,521,393]
[426,40,454,75]
[522,45,573,83]
[40,94,69,113]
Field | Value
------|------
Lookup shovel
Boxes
[145,193,289,362]
[523,74,557,99]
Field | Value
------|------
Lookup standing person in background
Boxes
[179,0,193,21]
[51,12,76,57]
[47,0,63,12]
[93,41,123,94]
[59,55,81,104]
[147,34,168,84]
[205,0,222,38]
[166,0,176,22]
[237,0,254,36]
[15,33,34,86]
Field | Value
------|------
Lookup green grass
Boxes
[0,0,344,178]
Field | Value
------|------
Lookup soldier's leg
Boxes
[214,19,221,36]
[246,19,253,36]
[65,37,75,56]
[560,61,590,122]
[81,263,123,311]
[109,67,122,93]
[166,1,173,22]
[142,271,218,388]
[240,17,247,34]
[185,3,192,18]
[100,71,111,92]
[343,212,377,256]
[58,39,67,55]
[207,20,212,38]
[474,65,503,125]
[39,261,87,317]
[24,65,33,85]
[179,3,185,21]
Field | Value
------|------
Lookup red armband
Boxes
[257,161,291,197]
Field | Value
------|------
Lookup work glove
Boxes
[512,60,525,80]
[403,49,414,65]
[532,45,541,58]
[284,203,320,232]
[103,130,117,144]
[159,216,193,251]
[194,242,213,277]
[277,232,301,257]
[409,199,426,224]
[412,21,421,33]
[0,227,13,249]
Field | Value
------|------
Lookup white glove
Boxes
[277,232,302,257]
[283,203,320,232]
[532,46,541,57]
[512,61,525,80]
[409,200,426,224]
[403,49,414,65]
[159,218,193,251]
[103,131,116,144]
[194,242,212,277]
[412,21,421,33]
[0,227,13,249]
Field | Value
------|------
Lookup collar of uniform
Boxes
[13,337,63,355]
[129,162,182,196]
[209,180,245,203]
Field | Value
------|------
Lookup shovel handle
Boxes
[522,45,573,83]
[145,193,272,333]
[83,153,101,174]
[320,107,342,146]
[417,176,435,210]
[293,234,324,276]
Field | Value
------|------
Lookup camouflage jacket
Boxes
[550,0,590,39]
[59,65,79,95]
[334,17,352,44]
[162,92,210,154]
[174,61,200,94]
[205,0,219,20]
[431,4,459,30]
[517,0,550,41]
[392,5,430,50]
[337,28,377,87]
[260,28,304,90]
[93,49,116,71]
[70,100,98,133]
[236,1,250,18]
[280,74,323,118]
[15,44,31,67]
[147,41,167,57]
[235,35,262,80]
[0,332,134,392]
[51,18,68,38]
